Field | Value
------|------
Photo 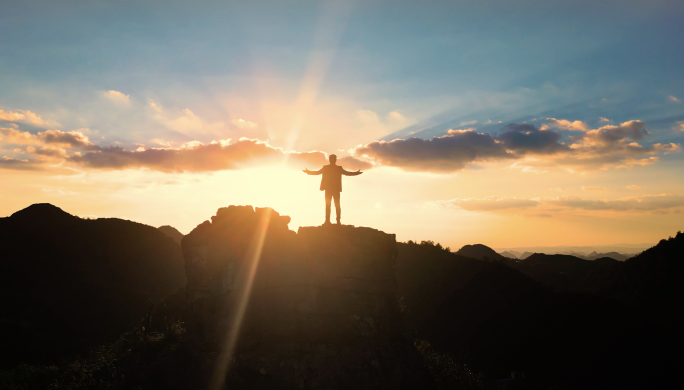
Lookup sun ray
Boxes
[210,208,273,390]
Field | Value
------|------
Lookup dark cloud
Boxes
[580,120,649,144]
[353,130,512,172]
[337,156,373,171]
[353,120,680,172]
[39,130,93,148]
[0,157,42,171]
[497,123,569,155]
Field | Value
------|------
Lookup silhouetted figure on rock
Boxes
[304,154,363,225]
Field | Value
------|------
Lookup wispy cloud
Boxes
[438,194,684,213]
[102,90,130,104]
[437,196,539,211]
[668,95,680,103]
[232,118,258,129]
[582,186,606,191]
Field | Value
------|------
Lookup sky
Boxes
[1,0,683,249]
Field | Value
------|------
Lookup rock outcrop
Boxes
[181,206,433,389]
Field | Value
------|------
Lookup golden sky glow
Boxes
[2,1,683,249]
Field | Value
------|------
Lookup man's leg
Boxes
[324,190,332,224]
[333,192,341,224]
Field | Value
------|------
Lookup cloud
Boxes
[103,90,130,104]
[0,110,26,122]
[545,118,589,131]
[497,123,569,155]
[0,156,41,170]
[356,109,415,132]
[677,121,684,132]
[39,130,93,148]
[1,125,372,173]
[440,196,539,211]
[436,194,684,214]
[545,194,684,211]
[0,109,59,127]
[0,127,39,144]
[67,138,371,173]
[387,111,409,126]
[599,117,611,123]
[337,156,373,170]
[356,109,380,125]
[352,119,681,173]
[232,118,258,129]
[459,120,478,126]
[668,95,680,103]
[582,186,606,191]
[579,120,649,143]
[161,108,227,136]
[353,129,512,172]
[626,185,642,190]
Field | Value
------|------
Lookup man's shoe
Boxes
[323,220,332,225]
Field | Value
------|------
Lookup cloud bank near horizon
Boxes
[0,126,372,173]
[1,112,680,174]
[353,120,680,173]
[438,194,684,214]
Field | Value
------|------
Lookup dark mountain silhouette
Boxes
[0,204,186,368]
[455,243,505,261]
[499,250,518,259]
[583,251,630,261]
[158,225,184,245]
[396,241,676,389]
[578,232,684,328]
[503,253,618,291]
[519,251,534,259]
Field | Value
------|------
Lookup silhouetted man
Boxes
[303,154,363,225]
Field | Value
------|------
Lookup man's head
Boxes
[329,154,337,164]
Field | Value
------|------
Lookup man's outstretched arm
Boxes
[341,168,363,176]
[303,167,323,175]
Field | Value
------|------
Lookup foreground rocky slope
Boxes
[180,205,433,390]
[396,241,678,389]
[0,204,186,368]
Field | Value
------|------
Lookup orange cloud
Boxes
[437,194,684,213]
[439,196,539,211]
[0,109,58,127]
[67,138,371,173]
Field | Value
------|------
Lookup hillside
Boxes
[0,204,186,368]
[579,231,684,328]
[158,225,184,245]
[504,253,618,291]
[395,241,676,389]
[455,244,505,261]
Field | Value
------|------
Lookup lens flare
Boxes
[210,208,272,390]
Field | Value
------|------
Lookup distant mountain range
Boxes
[494,244,650,259]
